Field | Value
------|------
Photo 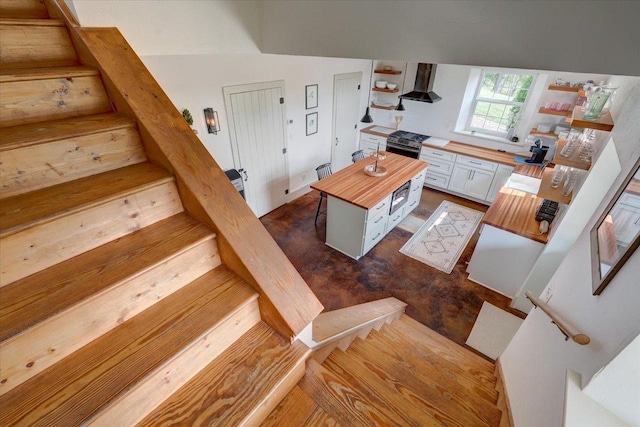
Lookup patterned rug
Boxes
[399,201,484,274]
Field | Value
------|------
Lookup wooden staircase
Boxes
[0,1,314,425]
[263,315,504,427]
[1,1,507,426]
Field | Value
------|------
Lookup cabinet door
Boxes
[449,164,472,194]
[486,165,514,203]
[466,168,494,200]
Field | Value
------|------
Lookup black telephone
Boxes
[536,199,559,223]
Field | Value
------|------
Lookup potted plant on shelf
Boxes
[182,108,198,134]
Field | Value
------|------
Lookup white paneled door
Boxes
[331,72,362,172]
[224,81,289,217]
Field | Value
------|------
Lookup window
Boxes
[467,71,535,138]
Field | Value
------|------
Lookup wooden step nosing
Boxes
[1,232,217,342]
[0,115,137,152]
[85,293,261,426]
[0,66,100,83]
[0,18,65,26]
[241,348,310,426]
[0,174,176,238]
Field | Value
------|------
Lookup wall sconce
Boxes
[204,108,220,134]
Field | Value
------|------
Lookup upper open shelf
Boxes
[374,69,402,75]
[567,108,614,132]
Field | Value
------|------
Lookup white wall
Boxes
[140,53,371,194]
[501,81,640,427]
[259,1,640,76]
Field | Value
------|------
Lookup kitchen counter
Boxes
[311,153,428,209]
[423,140,517,166]
[482,187,548,244]
[360,125,396,138]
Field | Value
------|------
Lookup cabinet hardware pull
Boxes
[375,217,383,223]
[470,161,481,165]
[433,152,443,156]
[433,164,440,168]
[376,203,386,210]
[335,137,339,146]
[373,233,381,240]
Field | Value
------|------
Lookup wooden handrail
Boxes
[44,0,323,341]
[525,291,590,345]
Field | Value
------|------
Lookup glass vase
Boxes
[583,86,617,121]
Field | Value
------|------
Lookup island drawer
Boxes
[456,155,498,172]
[424,172,449,189]
[368,195,392,218]
[425,158,454,176]
[365,209,388,235]
[421,147,456,162]
[386,208,404,231]
[363,220,386,256]
[411,169,427,187]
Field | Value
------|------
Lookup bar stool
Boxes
[351,150,365,163]
[315,163,332,225]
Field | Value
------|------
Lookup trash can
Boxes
[224,169,245,200]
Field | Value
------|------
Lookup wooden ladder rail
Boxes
[43,0,323,341]
[525,291,590,345]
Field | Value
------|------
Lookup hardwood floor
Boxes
[260,186,525,347]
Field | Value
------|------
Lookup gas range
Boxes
[386,131,431,158]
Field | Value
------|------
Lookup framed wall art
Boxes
[305,84,318,109]
[306,112,318,136]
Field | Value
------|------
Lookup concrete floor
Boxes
[260,186,525,347]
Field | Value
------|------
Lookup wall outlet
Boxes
[542,280,555,302]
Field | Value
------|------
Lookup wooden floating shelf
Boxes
[539,107,572,117]
[374,69,402,75]
[537,167,572,204]
[548,85,580,92]
[530,128,558,139]
[553,139,591,171]
[568,108,614,132]
[371,102,396,111]
[372,87,399,93]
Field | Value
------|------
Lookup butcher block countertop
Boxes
[482,187,548,244]
[311,153,428,210]
[424,140,517,166]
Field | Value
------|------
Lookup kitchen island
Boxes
[311,153,428,259]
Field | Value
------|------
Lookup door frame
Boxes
[331,72,362,171]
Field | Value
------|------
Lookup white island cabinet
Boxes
[312,154,428,260]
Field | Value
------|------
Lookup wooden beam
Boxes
[44,0,323,339]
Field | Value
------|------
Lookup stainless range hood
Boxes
[400,63,441,103]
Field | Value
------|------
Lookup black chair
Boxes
[315,163,332,225]
[351,150,365,163]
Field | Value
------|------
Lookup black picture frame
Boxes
[305,84,318,110]
[306,112,318,136]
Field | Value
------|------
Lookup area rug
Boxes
[399,201,483,274]
[465,302,524,360]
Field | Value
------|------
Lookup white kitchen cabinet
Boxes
[360,133,387,156]
[486,164,515,203]
[449,164,494,200]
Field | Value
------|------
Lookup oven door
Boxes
[390,180,411,215]
[386,143,420,159]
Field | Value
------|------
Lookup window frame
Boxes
[465,70,536,138]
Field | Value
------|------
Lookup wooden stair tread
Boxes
[395,314,496,373]
[0,0,49,19]
[0,112,136,151]
[0,18,64,26]
[0,65,98,83]
[300,358,410,427]
[0,162,173,236]
[261,385,318,427]
[138,322,311,427]
[349,335,501,425]
[0,213,214,342]
[0,266,259,426]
